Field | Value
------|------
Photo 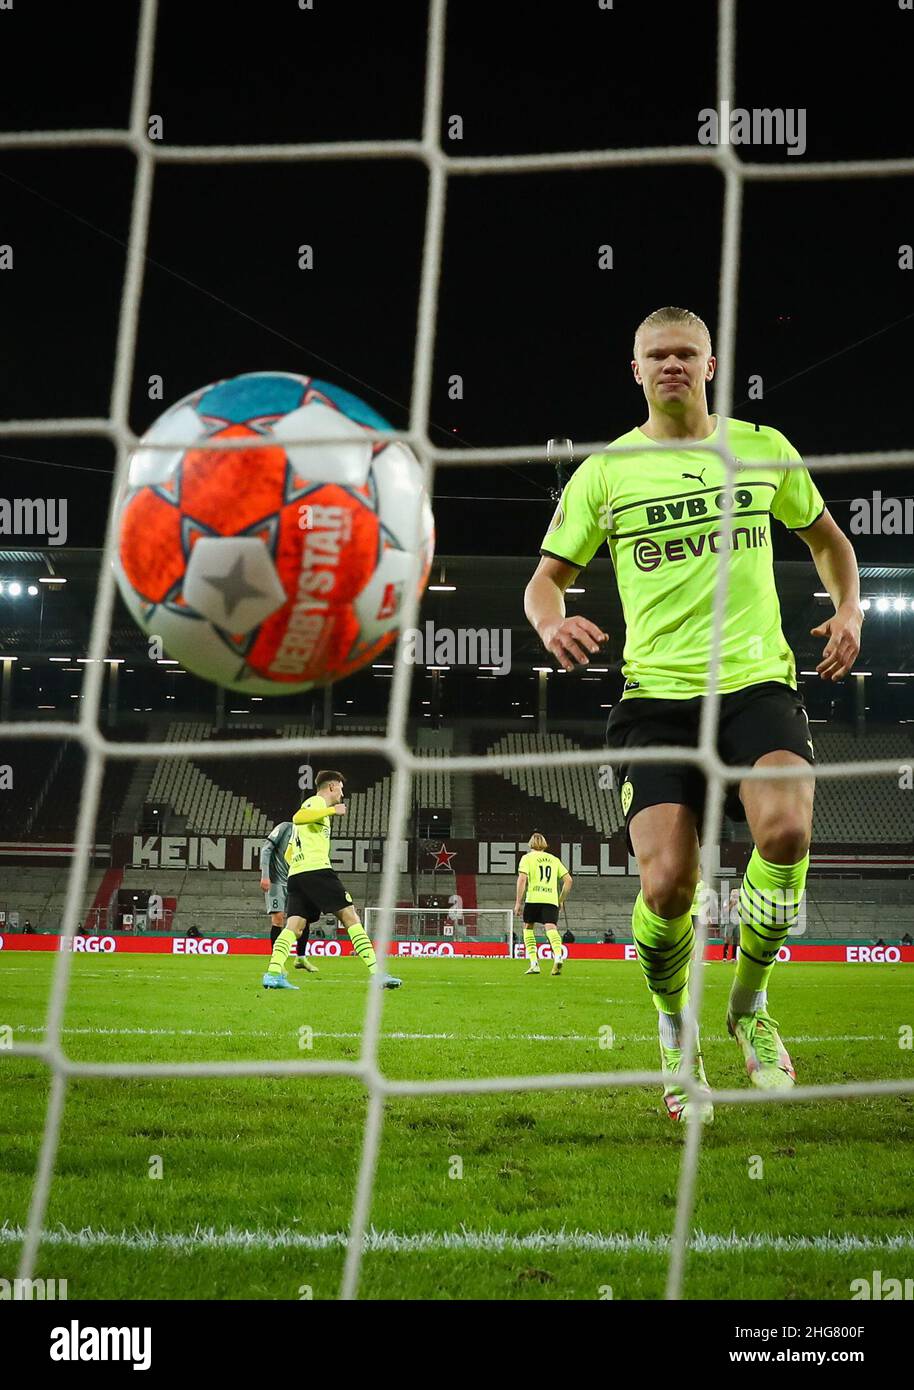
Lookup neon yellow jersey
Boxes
[519,851,568,906]
[541,417,824,700]
[287,796,333,875]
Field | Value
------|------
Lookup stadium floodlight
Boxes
[38,575,66,584]
[27,585,38,595]
[428,564,456,592]
[861,598,872,611]
[893,597,906,612]
[7,582,21,596]
[566,587,585,594]
[876,597,890,612]
[48,657,71,663]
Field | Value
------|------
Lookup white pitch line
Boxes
[6,1026,887,1044]
[0,1221,912,1255]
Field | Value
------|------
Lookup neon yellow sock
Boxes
[631,890,694,1014]
[348,921,377,975]
[545,927,564,960]
[732,848,809,1010]
[523,927,537,960]
[267,927,297,976]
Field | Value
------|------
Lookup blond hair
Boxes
[528,831,548,852]
[633,306,712,356]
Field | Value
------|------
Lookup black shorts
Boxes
[605,680,815,854]
[286,869,353,921]
[523,903,559,926]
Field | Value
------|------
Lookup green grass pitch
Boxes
[1,953,913,1300]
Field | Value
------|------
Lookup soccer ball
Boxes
[113,371,435,694]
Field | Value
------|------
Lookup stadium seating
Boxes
[141,723,452,837]
[483,731,624,837]
[0,864,110,932]
[810,729,914,843]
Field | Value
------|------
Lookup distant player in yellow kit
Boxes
[514,832,574,977]
[262,770,402,991]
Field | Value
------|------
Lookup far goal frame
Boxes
[364,906,515,951]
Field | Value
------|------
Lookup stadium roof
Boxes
[0,549,913,677]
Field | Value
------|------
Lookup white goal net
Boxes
[3,0,914,1304]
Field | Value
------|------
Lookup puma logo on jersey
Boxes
[682,469,706,485]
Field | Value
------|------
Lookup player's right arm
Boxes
[525,557,608,671]
[526,454,610,670]
[514,872,527,916]
[558,868,573,904]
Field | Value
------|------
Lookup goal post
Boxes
[364,906,515,952]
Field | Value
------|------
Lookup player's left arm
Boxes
[795,509,863,681]
[558,869,573,904]
[514,873,527,915]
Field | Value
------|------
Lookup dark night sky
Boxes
[1,0,913,563]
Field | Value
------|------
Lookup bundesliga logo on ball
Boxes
[114,371,435,694]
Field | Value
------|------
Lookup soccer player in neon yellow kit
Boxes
[525,306,863,1123]
[262,770,402,991]
[514,831,574,977]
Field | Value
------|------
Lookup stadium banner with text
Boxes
[1,934,912,963]
[0,834,893,878]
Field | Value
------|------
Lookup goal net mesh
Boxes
[3,0,914,1301]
